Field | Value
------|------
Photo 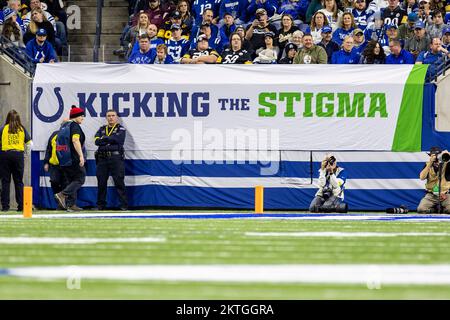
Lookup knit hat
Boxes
[69,105,85,119]
[3,8,16,21]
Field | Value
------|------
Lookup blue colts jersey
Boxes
[192,0,221,24]
[351,8,374,31]
[166,38,190,62]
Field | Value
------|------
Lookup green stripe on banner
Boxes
[392,64,429,152]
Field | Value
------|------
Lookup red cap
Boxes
[69,105,85,119]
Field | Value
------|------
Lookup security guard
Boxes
[43,123,68,208]
[94,109,128,210]
[0,110,33,212]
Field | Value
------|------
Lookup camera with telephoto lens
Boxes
[319,187,348,213]
[431,149,450,163]
[386,205,409,214]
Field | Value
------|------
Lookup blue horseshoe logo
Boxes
[33,87,65,123]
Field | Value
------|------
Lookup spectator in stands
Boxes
[254,31,279,61]
[245,0,278,22]
[427,10,447,39]
[310,11,329,44]
[0,0,25,32]
[23,0,66,49]
[291,30,304,48]
[332,12,356,46]
[25,28,56,63]
[181,33,220,64]
[130,23,164,55]
[293,33,328,63]
[417,0,432,28]
[192,0,221,25]
[124,11,150,57]
[245,8,278,56]
[442,26,450,50]
[402,0,419,14]
[132,0,169,28]
[217,32,253,63]
[351,0,373,31]
[41,0,67,30]
[219,0,247,25]
[128,33,156,63]
[352,28,368,58]
[305,0,323,24]
[165,23,190,62]
[416,37,450,76]
[276,14,299,57]
[359,40,386,63]
[191,9,220,47]
[383,23,400,53]
[278,42,298,63]
[176,0,193,31]
[235,24,254,53]
[318,25,339,63]
[23,7,55,49]
[219,12,237,49]
[152,43,174,63]
[278,0,309,23]
[318,0,343,31]
[381,0,407,28]
[191,22,224,52]
[23,0,55,30]
[405,20,431,58]
[1,8,24,47]
[158,10,191,41]
[331,35,359,63]
[385,39,415,63]
[364,10,388,45]
[398,12,419,42]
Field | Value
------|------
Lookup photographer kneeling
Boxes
[309,155,348,213]
[417,146,450,213]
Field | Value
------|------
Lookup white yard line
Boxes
[245,232,450,238]
[0,237,165,244]
[5,264,450,285]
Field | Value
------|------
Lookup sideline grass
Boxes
[1,214,450,299]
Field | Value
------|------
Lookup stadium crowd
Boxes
[115,0,450,68]
[1,0,450,68]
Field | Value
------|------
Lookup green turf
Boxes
[1,214,450,299]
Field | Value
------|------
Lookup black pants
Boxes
[49,164,67,195]
[0,151,24,210]
[96,154,128,208]
[61,163,86,207]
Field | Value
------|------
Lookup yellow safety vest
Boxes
[49,134,59,165]
[1,124,25,151]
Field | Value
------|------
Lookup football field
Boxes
[1,211,450,299]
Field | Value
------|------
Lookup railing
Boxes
[426,56,450,83]
[0,35,36,76]
[93,0,104,62]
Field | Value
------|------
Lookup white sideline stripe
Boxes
[1,213,450,222]
[39,176,425,189]
[38,151,428,163]
[245,232,450,238]
[7,265,450,284]
[0,237,165,244]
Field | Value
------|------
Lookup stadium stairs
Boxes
[65,0,129,62]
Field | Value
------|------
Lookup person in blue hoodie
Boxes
[332,12,356,46]
[25,28,57,63]
[245,0,278,23]
[128,33,157,63]
[152,44,175,64]
[331,35,359,64]
[219,0,247,24]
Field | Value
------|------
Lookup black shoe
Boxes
[1,208,9,212]
[92,206,105,211]
[120,207,128,211]
[113,48,126,57]
[17,208,23,212]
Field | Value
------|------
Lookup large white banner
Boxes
[32,63,427,152]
